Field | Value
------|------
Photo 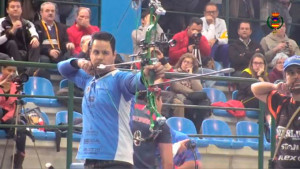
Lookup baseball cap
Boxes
[283,55,300,71]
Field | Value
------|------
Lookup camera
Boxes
[191,33,202,45]
[11,73,29,84]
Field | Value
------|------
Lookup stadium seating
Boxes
[202,119,244,149]
[59,79,68,89]
[24,77,61,107]
[166,117,208,147]
[55,111,82,142]
[31,111,56,140]
[236,121,271,150]
[231,90,259,118]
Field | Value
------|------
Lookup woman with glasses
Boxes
[237,53,269,108]
[171,53,211,132]
[268,52,289,83]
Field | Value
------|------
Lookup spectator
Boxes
[201,2,228,47]
[0,65,27,169]
[237,53,269,108]
[0,0,40,75]
[75,35,92,59]
[132,91,173,169]
[35,2,74,63]
[131,9,165,56]
[260,23,300,67]
[67,7,100,55]
[229,21,264,76]
[169,17,211,66]
[268,52,288,83]
[171,53,211,132]
[54,0,79,26]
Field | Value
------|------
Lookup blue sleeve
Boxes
[118,71,146,99]
[57,58,92,90]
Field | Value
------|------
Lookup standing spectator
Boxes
[268,52,288,83]
[57,32,165,169]
[0,0,40,75]
[67,7,100,55]
[35,2,74,63]
[132,91,173,169]
[169,17,211,66]
[229,21,263,76]
[260,23,300,67]
[132,9,165,55]
[237,53,269,108]
[251,55,300,169]
[54,0,79,26]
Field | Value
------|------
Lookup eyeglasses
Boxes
[182,60,193,65]
[253,62,264,65]
[205,11,218,15]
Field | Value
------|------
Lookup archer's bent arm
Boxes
[57,58,92,89]
[251,82,278,103]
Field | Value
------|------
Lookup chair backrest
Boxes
[202,119,233,141]
[202,88,227,103]
[24,77,55,96]
[55,111,82,125]
[166,117,197,135]
[214,61,223,71]
[232,90,239,100]
[236,121,259,143]
[40,112,50,125]
[59,79,69,89]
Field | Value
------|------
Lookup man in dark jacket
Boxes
[229,21,263,76]
[35,1,74,63]
[0,0,40,75]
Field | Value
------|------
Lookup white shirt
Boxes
[200,17,228,45]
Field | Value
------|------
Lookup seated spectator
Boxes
[0,0,40,75]
[229,21,263,76]
[171,129,202,169]
[237,53,269,108]
[67,7,100,55]
[171,53,211,132]
[268,52,288,83]
[260,23,300,68]
[35,2,74,63]
[169,17,211,66]
[0,65,28,169]
[201,2,229,67]
[54,0,79,26]
[132,9,165,55]
[75,35,91,59]
[132,91,173,169]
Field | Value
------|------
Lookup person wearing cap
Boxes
[252,55,300,169]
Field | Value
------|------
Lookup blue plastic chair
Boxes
[31,112,56,140]
[202,88,233,117]
[231,90,259,118]
[23,77,61,107]
[236,121,270,150]
[202,119,244,149]
[59,79,69,89]
[55,111,82,142]
[0,130,6,138]
[166,117,208,147]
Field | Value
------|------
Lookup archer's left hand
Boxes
[143,62,165,80]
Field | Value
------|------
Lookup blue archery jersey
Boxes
[58,59,145,164]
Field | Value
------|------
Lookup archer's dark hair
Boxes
[90,32,116,52]
[188,17,203,26]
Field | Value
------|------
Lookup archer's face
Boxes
[90,40,116,74]
[285,66,300,88]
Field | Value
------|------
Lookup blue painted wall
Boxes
[101,0,141,54]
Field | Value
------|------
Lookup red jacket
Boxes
[169,29,211,65]
[0,81,17,122]
[67,23,100,54]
